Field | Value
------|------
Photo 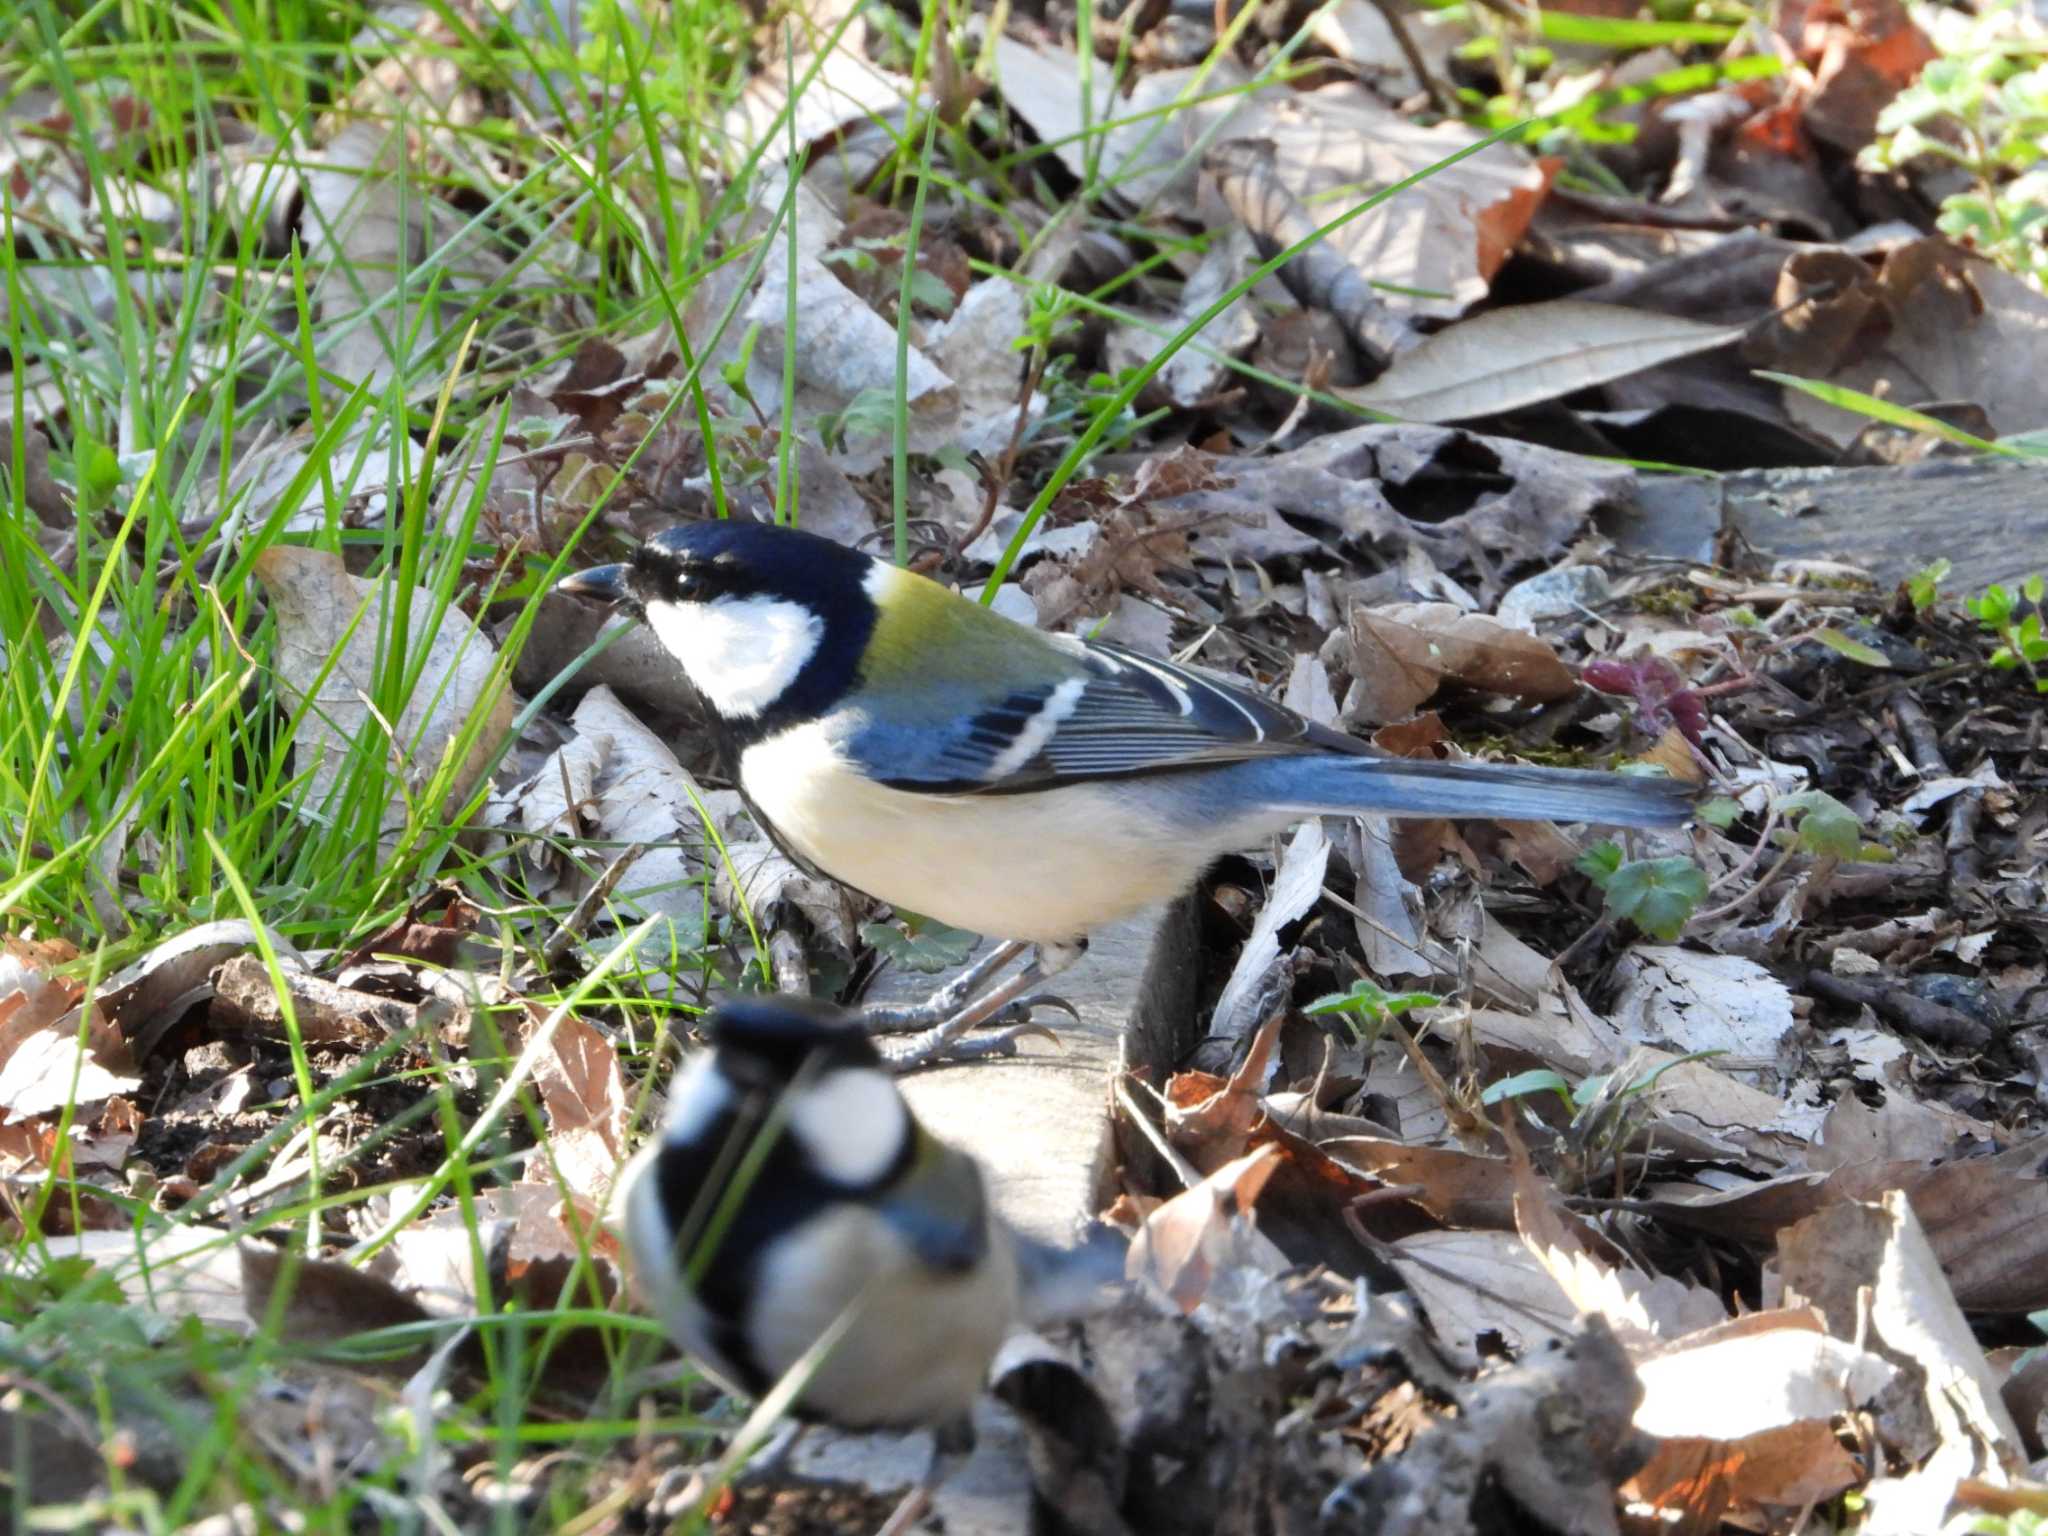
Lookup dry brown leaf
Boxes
[523,1005,630,1206]
[1126,1143,1289,1314]
[1507,1116,1727,1344]
[1320,1138,1516,1229]
[1383,1229,1581,1365]
[1349,601,1576,721]
[1208,91,1555,323]
[1774,0,1937,155]
[0,934,82,1071]
[239,1244,434,1345]
[1757,238,2048,446]
[1778,1191,2021,1514]
[1627,1420,1867,1532]
[1165,1006,1287,1165]
[253,545,515,828]
[1651,1146,2048,1313]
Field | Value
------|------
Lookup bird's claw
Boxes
[981,991,1080,1029]
[883,1019,1060,1071]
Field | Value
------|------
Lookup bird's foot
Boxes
[858,940,1031,1033]
[866,941,1086,1071]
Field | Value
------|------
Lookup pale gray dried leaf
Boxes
[0,1030,140,1120]
[1149,424,1635,591]
[253,545,516,828]
[1337,302,1748,422]
[297,121,433,391]
[1209,819,1329,1046]
[189,417,393,537]
[722,0,918,170]
[738,182,953,473]
[1104,229,1262,407]
[720,836,865,954]
[1632,1316,1894,1439]
[1611,947,1797,1064]
[1210,91,1550,320]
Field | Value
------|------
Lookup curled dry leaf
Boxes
[1757,238,2048,446]
[1204,138,1415,369]
[253,545,515,828]
[1626,1312,1888,1523]
[1204,89,1556,323]
[0,934,82,1067]
[521,1004,630,1207]
[0,1030,140,1123]
[1778,1191,2022,1528]
[1126,1143,1290,1315]
[1349,601,1577,721]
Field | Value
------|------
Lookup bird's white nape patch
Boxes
[788,1065,910,1186]
[660,1051,734,1149]
[861,560,907,606]
[984,675,1086,779]
[644,595,822,720]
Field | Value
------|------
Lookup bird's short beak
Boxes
[559,563,629,604]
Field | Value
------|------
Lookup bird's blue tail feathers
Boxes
[1259,753,1694,829]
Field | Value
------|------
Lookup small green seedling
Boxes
[1778,790,1864,861]
[1307,979,1442,1043]
[1967,574,2048,692]
[1907,557,1951,612]
[861,917,980,975]
[1577,843,1707,940]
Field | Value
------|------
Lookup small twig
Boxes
[874,1483,933,1536]
[1945,787,1986,898]
[1804,970,1997,1054]
[1690,843,1800,928]
[1890,691,1948,777]
[1114,1075,1203,1191]
[541,843,649,966]
[1705,799,1783,895]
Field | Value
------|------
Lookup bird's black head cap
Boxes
[706,994,884,1091]
[627,520,873,613]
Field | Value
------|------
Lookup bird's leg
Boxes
[879,941,1087,1071]
[858,939,1033,1032]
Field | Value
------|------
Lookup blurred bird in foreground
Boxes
[621,996,1121,1430]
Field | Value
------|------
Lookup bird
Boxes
[561,519,1693,1066]
[619,994,1120,1429]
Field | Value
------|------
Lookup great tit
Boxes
[562,521,1692,1063]
[620,995,1112,1429]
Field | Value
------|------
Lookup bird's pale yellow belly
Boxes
[738,723,1206,945]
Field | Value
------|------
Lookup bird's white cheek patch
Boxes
[644,596,822,720]
[660,1051,733,1149]
[789,1066,909,1186]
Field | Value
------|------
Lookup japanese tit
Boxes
[563,522,1691,1059]
[621,995,1115,1429]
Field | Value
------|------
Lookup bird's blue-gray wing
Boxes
[845,640,1356,793]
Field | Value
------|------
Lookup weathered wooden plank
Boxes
[1722,458,2048,591]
